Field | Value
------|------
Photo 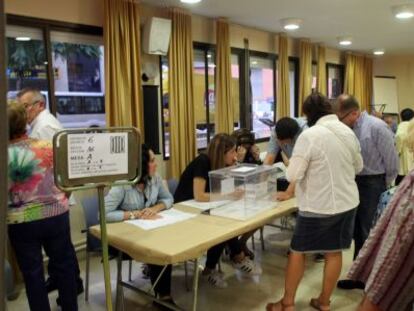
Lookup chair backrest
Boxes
[81,195,101,251]
[167,178,179,196]
[81,196,100,228]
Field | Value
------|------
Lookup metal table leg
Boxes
[97,186,113,311]
[192,258,200,311]
[115,251,125,311]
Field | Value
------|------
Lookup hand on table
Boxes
[136,208,162,220]
[274,191,293,201]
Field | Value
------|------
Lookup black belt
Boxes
[356,174,385,180]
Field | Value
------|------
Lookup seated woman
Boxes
[7,103,78,311]
[104,144,174,307]
[174,133,260,289]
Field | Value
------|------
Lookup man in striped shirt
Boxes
[335,95,399,290]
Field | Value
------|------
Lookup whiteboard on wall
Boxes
[373,77,398,113]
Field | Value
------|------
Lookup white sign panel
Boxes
[68,133,128,179]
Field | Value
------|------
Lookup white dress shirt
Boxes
[29,109,63,141]
[287,114,363,215]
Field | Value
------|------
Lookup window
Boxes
[289,59,299,117]
[160,56,170,157]
[6,25,50,102]
[312,62,317,91]
[51,31,105,128]
[327,63,344,99]
[249,54,276,140]
[6,16,104,128]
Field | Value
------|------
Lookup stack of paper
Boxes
[125,209,196,230]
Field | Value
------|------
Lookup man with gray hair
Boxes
[335,94,398,290]
[16,87,63,139]
[17,88,83,302]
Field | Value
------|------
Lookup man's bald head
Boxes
[335,94,361,128]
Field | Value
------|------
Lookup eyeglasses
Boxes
[339,109,357,121]
[23,100,41,110]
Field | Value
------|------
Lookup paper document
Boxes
[179,199,231,211]
[221,177,235,194]
[231,166,256,173]
[125,209,196,230]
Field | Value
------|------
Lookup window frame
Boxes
[6,14,103,116]
[248,50,277,143]
[288,56,300,117]
[325,62,345,99]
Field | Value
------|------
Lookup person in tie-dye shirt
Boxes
[7,103,78,311]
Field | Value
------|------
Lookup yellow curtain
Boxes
[169,8,196,178]
[344,54,373,112]
[298,40,313,115]
[276,34,290,119]
[215,18,233,133]
[104,0,144,134]
[317,45,327,95]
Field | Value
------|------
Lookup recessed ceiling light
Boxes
[392,4,414,19]
[251,61,258,65]
[180,0,202,3]
[15,36,31,41]
[207,54,212,58]
[338,36,352,46]
[373,49,385,55]
[280,18,302,31]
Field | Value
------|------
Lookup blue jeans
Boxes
[8,212,78,311]
[354,175,386,259]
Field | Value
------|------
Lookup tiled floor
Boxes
[7,228,363,310]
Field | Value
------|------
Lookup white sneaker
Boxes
[232,257,262,275]
[203,270,228,288]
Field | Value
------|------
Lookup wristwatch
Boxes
[129,212,135,220]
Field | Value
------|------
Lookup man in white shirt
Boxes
[17,88,62,140]
[17,88,83,302]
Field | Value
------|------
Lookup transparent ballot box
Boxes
[208,164,278,220]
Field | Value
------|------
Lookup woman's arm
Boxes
[193,177,210,202]
[104,186,128,222]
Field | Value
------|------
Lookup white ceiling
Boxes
[143,0,414,55]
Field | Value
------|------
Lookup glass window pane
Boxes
[6,25,49,105]
[207,51,215,141]
[327,65,344,99]
[161,56,170,157]
[193,49,207,149]
[51,31,105,128]
[289,61,297,117]
[312,63,317,91]
[231,54,240,130]
[250,55,274,139]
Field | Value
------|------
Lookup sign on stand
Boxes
[53,128,141,311]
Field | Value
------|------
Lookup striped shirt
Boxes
[353,111,399,186]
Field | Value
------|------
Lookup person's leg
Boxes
[42,213,78,311]
[227,237,244,262]
[204,242,227,271]
[282,251,306,305]
[354,177,385,259]
[8,222,51,311]
[318,252,342,306]
[148,264,172,298]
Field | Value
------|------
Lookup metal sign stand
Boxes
[53,127,141,311]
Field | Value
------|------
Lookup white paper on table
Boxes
[221,177,235,194]
[179,199,231,211]
[125,209,196,230]
[210,200,276,220]
[231,166,256,173]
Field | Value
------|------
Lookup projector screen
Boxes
[373,77,399,113]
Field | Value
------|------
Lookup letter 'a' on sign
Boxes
[53,127,141,189]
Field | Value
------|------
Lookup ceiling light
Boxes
[338,36,352,46]
[180,0,202,3]
[15,36,31,41]
[373,49,385,56]
[392,4,414,19]
[281,18,302,31]
[251,61,258,65]
[207,54,212,58]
